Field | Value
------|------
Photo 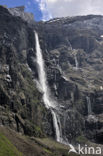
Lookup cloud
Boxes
[35,0,103,21]
[27,2,31,6]
[25,1,32,10]
[47,0,58,3]
[45,0,103,20]
[35,0,52,20]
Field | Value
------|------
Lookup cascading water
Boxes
[51,110,62,142]
[35,32,76,152]
[86,96,92,115]
[74,55,79,70]
[35,32,62,142]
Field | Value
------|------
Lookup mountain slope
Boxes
[39,15,103,143]
[0,126,76,156]
[0,5,103,155]
[0,131,23,156]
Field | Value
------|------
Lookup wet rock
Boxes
[0,5,103,145]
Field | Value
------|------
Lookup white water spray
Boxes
[35,32,62,142]
[35,32,76,152]
[74,55,79,70]
[51,110,62,142]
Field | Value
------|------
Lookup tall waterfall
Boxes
[86,96,92,115]
[35,32,62,142]
[74,55,79,70]
[35,32,76,152]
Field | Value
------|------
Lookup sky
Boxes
[0,0,103,21]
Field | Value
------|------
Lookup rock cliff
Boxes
[0,5,103,148]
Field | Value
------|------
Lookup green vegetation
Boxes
[34,138,81,156]
[76,135,88,144]
[43,148,53,154]
[34,125,43,137]
[0,133,23,156]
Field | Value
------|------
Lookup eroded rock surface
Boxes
[0,5,103,145]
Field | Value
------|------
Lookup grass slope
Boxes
[0,132,23,156]
[0,127,78,156]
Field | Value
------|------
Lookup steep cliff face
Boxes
[0,5,103,146]
[38,15,103,144]
[0,6,54,138]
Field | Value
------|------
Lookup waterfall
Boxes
[86,96,92,115]
[35,32,62,142]
[35,32,55,109]
[51,110,62,142]
[74,55,79,70]
[35,32,76,152]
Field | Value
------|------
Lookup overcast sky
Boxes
[0,0,103,21]
[38,0,103,20]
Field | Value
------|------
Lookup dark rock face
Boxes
[39,15,103,143]
[0,6,53,138]
[0,5,103,145]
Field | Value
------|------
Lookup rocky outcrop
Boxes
[0,5,103,146]
[0,5,53,138]
[8,6,34,23]
[39,15,103,144]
